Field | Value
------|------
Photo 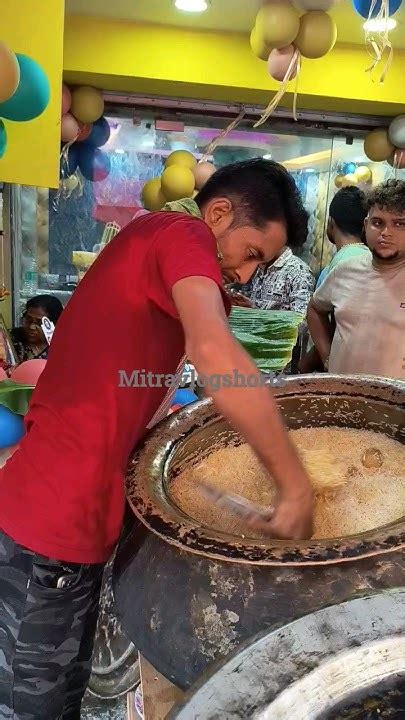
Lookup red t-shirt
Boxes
[0,213,229,563]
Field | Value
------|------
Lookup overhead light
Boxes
[263,154,272,160]
[174,0,209,12]
[363,17,397,32]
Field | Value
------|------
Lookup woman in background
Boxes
[11,294,63,363]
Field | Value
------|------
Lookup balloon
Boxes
[161,166,196,201]
[257,3,300,49]
[364,128,394,162]
[0,53,50,122]
[61,113,80,143]
[334,174,344,188]
[60,144,79,179]
[352,0,402,19]
[61,83,71,115]
[268,45,298,82]
[294,0,339,8]
[250,27,271,61]
[388,115,405,150]
[11,359,47,386]
[0,406,25,449]
[141,178,166,211]
[173,389,198,406]
[79,146,111,182]
[341,174,359,187]
[295,11,337,58]
[0,368,7,381]
[77,122,93,142]
[0,121,7,160]
[355,165,372,183]
[165,150,197,170]
[344,162,357,174]
[388,150,405,169]
[192,162,216,190]
[0,43,20,104]
[71,86,104,124]
[85,117,111,147]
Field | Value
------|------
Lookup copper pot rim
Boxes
[126,374,405,567]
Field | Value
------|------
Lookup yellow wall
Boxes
[0,0,65,189]
[64,15,405,116]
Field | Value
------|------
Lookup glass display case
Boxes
[7,105,403,324]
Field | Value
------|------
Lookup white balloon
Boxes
[294,0,339,10]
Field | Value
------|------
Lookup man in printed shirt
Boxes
[308,180,405,379]
[235,246,314,314]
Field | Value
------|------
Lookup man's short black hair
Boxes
[196,158,308,249]
[329,186,368,238]
[368,179,405,215]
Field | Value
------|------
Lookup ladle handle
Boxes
[197,480,274,521]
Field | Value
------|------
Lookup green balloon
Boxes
[0,53,50,122]
[0,121,7,159]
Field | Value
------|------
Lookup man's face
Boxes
[365,205,405,262]
[203,198,287,285]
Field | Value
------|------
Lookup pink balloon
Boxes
[0,367,7,381]
[268,45,298,82]
[62,84,72,115]
[61,113,79,143]
[11,359,47,386]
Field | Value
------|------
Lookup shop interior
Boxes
[0,1,404,720]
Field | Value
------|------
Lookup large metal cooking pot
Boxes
[170,589,405,719]
[113,375,405,690]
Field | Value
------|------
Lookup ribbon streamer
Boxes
[364,0,393,83]
[53,137,83,211]
[392,149,404,178]
[199,108,246,163]
[254,49,301,128]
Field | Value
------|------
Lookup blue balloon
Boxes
[79,146,111,182]
[0,53,50,122]
[0,406,25,449]
[85,117,111,148]
[0,121,7,159]
[345,162,357,175]
[60,144,79,179]
[352,0,402,18]
[173,389,198,407]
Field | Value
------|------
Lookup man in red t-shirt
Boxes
[0,159,312,718]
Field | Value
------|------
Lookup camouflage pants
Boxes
[0,530,104,719]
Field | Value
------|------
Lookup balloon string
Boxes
[254,49,301,128]
[364,0,393,83]
[393,150,403,178]
[199,108,246,163]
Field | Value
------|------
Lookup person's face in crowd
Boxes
[22,306,47,345]
[202,198,287,285]
[365,205,405,262]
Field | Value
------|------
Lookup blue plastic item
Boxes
[0,406,25,449]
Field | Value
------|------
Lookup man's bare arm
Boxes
[172,276,313,540]
[307,299,334,366]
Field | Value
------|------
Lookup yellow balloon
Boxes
[295,11,337,59]
[71,86,104,124]
[165,150,197,170]
[355,166,372,183]
[142,178,166,211]
[250,27,271,61]
[364,129,394,162]
[0,43,20,104]
[334,174,344,188]
[256,3,300,50]
[161,166,196,201]
[341,174,359,188]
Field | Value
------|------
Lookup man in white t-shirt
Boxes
[307,179,405,380]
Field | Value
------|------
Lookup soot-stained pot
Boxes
[113,375,405,690]
[170,589,405,719]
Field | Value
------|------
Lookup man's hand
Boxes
[307,299,333,365]
[248,490,314,540]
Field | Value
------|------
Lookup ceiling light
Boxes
[174,0,209,12]
[363,17,397,32]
